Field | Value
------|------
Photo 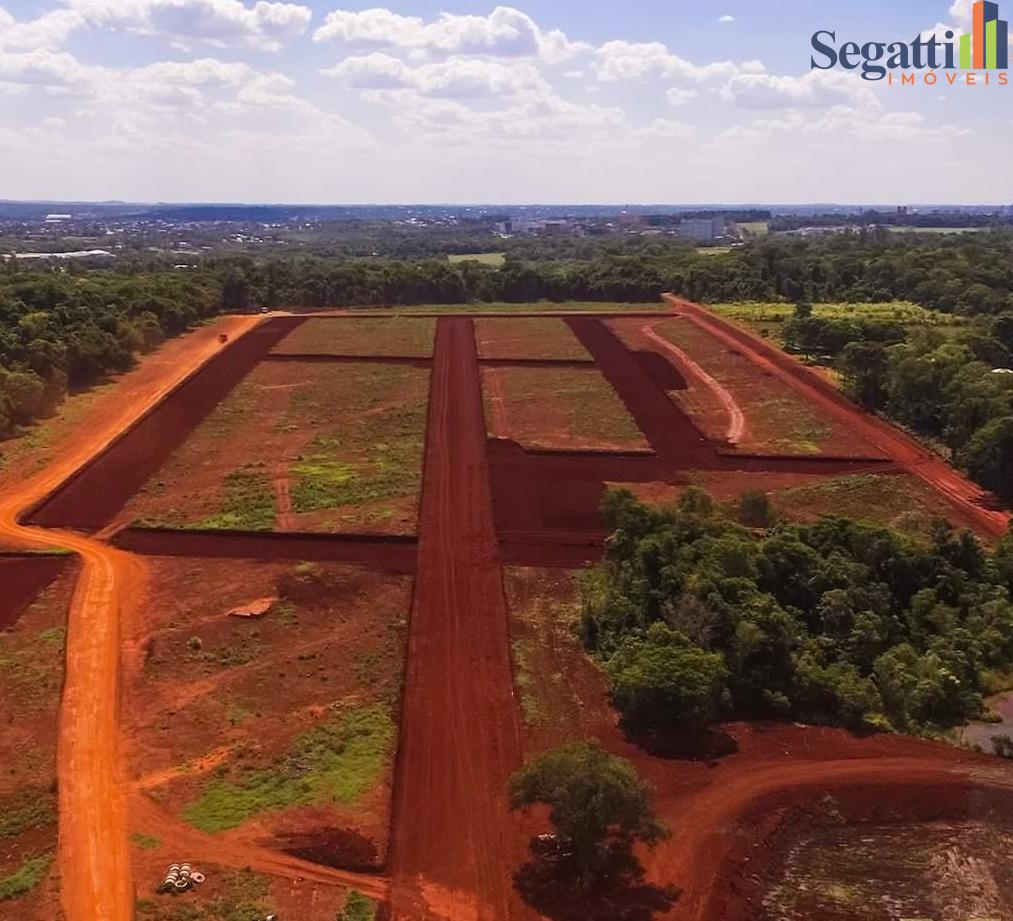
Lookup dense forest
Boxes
[582,489,1013,738]
[0,271,218,434]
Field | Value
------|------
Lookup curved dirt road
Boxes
[0,316,259,921]
[639,320,746,445]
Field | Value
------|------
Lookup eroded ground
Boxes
[125,557,410,877]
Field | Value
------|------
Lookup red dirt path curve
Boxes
[665,295,1010,538]
[389,317,533,921]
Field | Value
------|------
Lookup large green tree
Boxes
[508,743,666,881]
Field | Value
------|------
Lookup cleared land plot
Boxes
[609,316,883,456]
[272,317,436,357]
[347,302,669,315]
[0,562,76,916]
[709,301,966,346]
[125,557,411,870]
[122,360,428,535]
[610,470,985,542]
[481,365,650,452]
[447,252,505,267]
[475,317,591,361]
[504,567,611,752]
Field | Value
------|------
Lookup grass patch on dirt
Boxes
[0,622,67,702]
[0,789,56,839]
[482,366,648,451]
[0,852,52,901]
[273,317,436,357]
[136,869,270,921]
[772,473,958,541]
[475,317,590,360]
[183,704,396,833]
[352,302,668,315]
[194,467,276,531]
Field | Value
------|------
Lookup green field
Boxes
[737,221,769,237]
[447,252,506,267]
[709,301,968,345]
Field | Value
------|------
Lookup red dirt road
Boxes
[666,295,1010,537]
[389,317,532,921]
[0,315,259,921]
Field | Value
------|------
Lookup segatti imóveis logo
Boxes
[811,0,1009,85]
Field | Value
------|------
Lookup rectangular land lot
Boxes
[475,317,591,361]
[609,316,883,457]
[125,557,411,871]
[272,317,436,358]
[121,360,429,535]
[481,365,649,452]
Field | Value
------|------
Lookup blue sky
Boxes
[0,0,1005,202]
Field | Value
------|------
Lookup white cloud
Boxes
[594,40,764,82]
[0,8,85,50]
[0,49,90,88]
[66,0,312,51]
[719,70,876,110]
[313,5,589,62]
[324,53,547,98]
[633,117,695,140]
[666,87,698,106]
[717,14,734,24]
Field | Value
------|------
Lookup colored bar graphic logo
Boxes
[962,1,1009,69]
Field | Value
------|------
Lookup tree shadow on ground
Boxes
[514,843,679,921]
[620,722,739,763]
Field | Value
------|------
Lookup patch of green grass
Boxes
[0,788,56,838]
[131,832,161,851]
[273,317,437,357]
[292,403,425,515]
[196,468,276,531]
[339,890,376,921]
[183,705,396,832]
[448,252,506,267]
[0,852,52,901]
[511,639,547,725]
[136,869,269,921]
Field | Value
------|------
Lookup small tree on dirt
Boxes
[992,734,1013,759]
[738,490,775,528]
[508,743,667,882]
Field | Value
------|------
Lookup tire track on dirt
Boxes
[639,320,746,446]
[389,317,532,921]
[0,317,259,921]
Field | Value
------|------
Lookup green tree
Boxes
[606,624,728,736]
[963,416,1013,503]
[839,341,890,410]
[508,743,666,881]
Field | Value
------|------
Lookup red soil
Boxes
[666,295,1010,538]
[110,527,417,572]
[389,317,533,921]
[0,555,70,629]
[27,318,304,531]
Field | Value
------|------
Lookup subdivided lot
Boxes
[125,557,411,871]
[504,567,613,752]
[121,360,428,535]
[610,470,985,542]
[272,317,435,357]
[0,559,76,918]
[609,316,883,457]
[481,366,649,452]
[474,317,590,361]
[347,302,670,315]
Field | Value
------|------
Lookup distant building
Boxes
[678,217,724,242]
[44,213,72,223]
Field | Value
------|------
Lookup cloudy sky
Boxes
[0,0,1005,203]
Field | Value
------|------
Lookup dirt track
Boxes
[665,295,1010,538]
[390,317,532,921]
[0,316,259,921]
